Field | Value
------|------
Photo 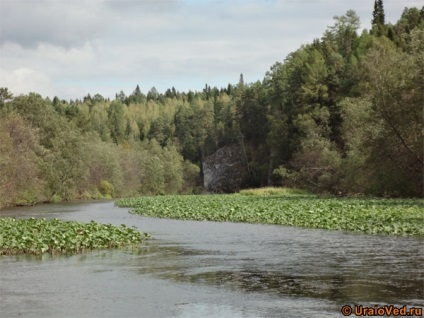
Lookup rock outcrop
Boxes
[203,144,244,193]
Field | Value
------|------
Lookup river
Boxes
[0,200,423,317]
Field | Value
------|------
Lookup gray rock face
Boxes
[203,144,244,193]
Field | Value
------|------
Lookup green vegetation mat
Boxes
[0,218,148,255]
[116,195,424,237]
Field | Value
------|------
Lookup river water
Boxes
[0,201,423,318]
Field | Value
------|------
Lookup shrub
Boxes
[99,180,114,198]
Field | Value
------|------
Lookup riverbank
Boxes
[116,194,424,237]
[0,194,116,210]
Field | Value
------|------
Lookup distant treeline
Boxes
[0,4,423,207]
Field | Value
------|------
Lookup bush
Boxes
[99,180,114,198]
[51,194,62,203]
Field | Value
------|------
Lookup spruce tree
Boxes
[372,0,379,26]
[377,0,385,25]
[372,0,386,36]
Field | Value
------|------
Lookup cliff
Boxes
[202,144,244,193]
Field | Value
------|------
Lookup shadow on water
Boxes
[10,241,422,308]
[167,270,423,306]
[129,242,424,307]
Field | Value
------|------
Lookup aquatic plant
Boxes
[116,195,424,237]
[0,218,148,255]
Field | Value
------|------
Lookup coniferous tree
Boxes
[378,0,385,25]
[372,0,386,36]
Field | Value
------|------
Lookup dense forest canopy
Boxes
[1,3,423,207]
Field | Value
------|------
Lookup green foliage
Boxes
[0,87,203,206]
[264,5,422,197]
[82,137,123,196]
[0,218,148,255]
[99,180,114,198]
[51,194,62,203]
[0,114,45,208]
[0,87,13,107]
[351,36,423,196]
[329,9,360,56]
[174,98,215,163]
[148,114,174,147]
[372,0,386,36]
[41,128,89,200]
[89,101,111,141]
[108,100,126,144]
[392,7,424,50]
[161,144,184,193]
[182,160,201,194]
[116,195,424,237]
[1,3,423,205]
[236,82,269,144]
[289,107,342,193]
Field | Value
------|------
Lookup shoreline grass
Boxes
[0,218,149,255]
[116,194,424,237]
[238,187,310,196]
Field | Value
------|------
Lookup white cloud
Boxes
[0,0,422,100]
[0,68,55,97]
[1,42,95,66]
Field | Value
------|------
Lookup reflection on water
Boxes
[127,243,423,307]
[163,269,423,305]
[175,303,249,318]
[0,201,423,318]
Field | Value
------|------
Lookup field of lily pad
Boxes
[116,194,424,237]
[0,218,148,255]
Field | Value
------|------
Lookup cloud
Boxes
[0,0,104,48]
[0,0,422,100]
[0,68,55,97]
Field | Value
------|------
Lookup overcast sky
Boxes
[0,0,421,100]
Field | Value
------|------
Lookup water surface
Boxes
[1,201,423,317]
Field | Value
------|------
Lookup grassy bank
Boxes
[116,193,424,237]
[238,187,310,196]
[0,218,148,255]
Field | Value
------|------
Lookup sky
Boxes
[0,0,422,100]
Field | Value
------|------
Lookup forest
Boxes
[0,4,423,208]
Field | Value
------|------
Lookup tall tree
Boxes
[127,84,145,104]
[372,0,386,36]
[329,10,361,57]
[0,115,44,206]
[108,100,126,144]
[147,87,159,101]
[341,35,423,196]
[377,0,385,25]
